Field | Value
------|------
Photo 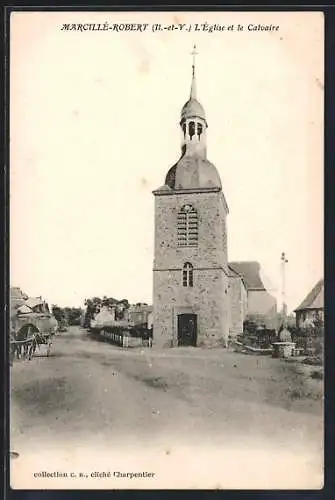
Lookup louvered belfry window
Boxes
[177,205,198,247]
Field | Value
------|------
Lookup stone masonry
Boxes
[153,189,230,348]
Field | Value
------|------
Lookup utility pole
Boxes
[281,252,288,328]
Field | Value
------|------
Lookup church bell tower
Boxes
[152,46,230,348]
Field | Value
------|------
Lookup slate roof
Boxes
[25,297,44,309]
[294,279,324,312]
[181,97,206,122]
[228,261,265,291]
[165,154,222,191]
[17,304,33,314]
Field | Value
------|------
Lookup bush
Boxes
[302,355,323,366]
[312,339,324,356]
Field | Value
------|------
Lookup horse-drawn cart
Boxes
[10,289,58,364]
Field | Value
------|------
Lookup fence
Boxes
[91,327,152,348]
[239,333,277,350]
[291,334,324,356]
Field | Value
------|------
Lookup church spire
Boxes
[181,44,205,124]
[190,44,198,99]
[180,44,207,157]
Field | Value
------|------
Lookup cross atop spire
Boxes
[190,44,198,99]
[191,44,198,70]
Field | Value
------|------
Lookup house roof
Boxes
[17,304,33,314]
[228,265,248,290]
[129,305,153,314]
[25,297,44,309]
[294,279,324,312]
[228,261,265,290]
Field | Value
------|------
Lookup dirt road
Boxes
[10,327,324,489]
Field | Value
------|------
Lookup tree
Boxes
[52,305,66,323]
[83,297,102,328]
[52,305,83,326]
[65,307,83,326]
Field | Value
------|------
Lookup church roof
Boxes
[165,154,222,190]
[294,278,324,312]
[228,261,266,291]
[158,47,221,194]
[155,184,173,192]
[228,265,241,278]
[228,265,248,290]
[180,46,207,124]
[181,98,206,122]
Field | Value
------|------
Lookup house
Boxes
[91,305,117,329]
[128,304,153,328]
[24,297,49,314]
[228,261,278,331]
[294,278,324,329]
[228,265,248,336]
[10,287,28,310]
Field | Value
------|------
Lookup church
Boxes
[152,48,277,348]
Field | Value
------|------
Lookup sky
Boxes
[10,11,324,312]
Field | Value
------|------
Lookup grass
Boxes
[278,362,323,405]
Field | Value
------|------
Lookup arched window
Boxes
[189,121,195,139]
[182,262,194,287]
[177,205,198,247]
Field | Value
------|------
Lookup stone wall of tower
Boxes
[153,189,230,347]
[153,268,229,347]
[153,190,228,271]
